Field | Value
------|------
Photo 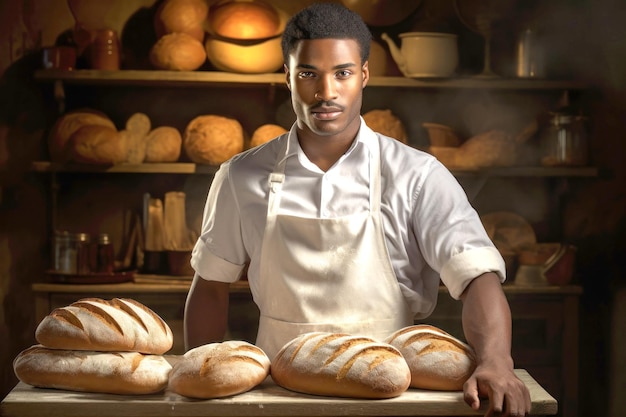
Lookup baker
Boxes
[185,3,531,416]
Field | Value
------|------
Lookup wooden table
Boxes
[2,370,555,417]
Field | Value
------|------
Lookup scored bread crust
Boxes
[169,340,270,399]
[13,345,172,395]
[385,325,477,391]
[35,298,173,354]
[271,332,411,399]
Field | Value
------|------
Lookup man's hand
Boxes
[460,273,531,416]
[463,361,531,416]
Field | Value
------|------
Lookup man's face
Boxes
[285,38,369,140]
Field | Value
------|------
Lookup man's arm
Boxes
[460,272,531,417]
[184,275,230,350]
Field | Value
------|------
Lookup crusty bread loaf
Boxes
[35,298,173,354]
[169,341,270,399]
[271,332,411,399]
[363,109,407,144]
[384,325,476,391]
[456,130,516,169]
[208,0,281,40]
[154,0,208,42]
[145,126,182,162]
[48,110,116,163]
[70,124,128,165]
[13,345,171,395]
[183,114,244,165]
[249,123,287,148]
[150,32,207,71]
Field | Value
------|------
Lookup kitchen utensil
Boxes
[163,191,194,251]
[453,0,517,78]
[381,32,458,78]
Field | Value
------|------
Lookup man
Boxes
[185,3,531,416]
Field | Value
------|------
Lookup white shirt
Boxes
[191,118,505,318]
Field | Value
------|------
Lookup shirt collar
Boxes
[285,117,378,171]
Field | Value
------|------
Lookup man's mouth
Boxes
[312,104,343,120]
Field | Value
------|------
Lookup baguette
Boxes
[35,298,173,354]
[384,325,476,391]
[271,332,411,399]
[169,341,270,399]
[13,345,171,395]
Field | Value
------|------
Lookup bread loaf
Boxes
[271,332,411,399]
[35,298,173,354]
[70,124,128,165]
[150,32,207,71]
[363,109,407,144]
[145,126,182,162]
[183,114,244,165]
[456,130,516,169]
[13,345,171,395]
[208,0,281,40]
[249,123,287,148]
[124,112,152,164]
[154,0,208,42]
[384,325,476,391]
[169,341,270,399]
[48,110,116,163]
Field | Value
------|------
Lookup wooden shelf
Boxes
[34,69,589,90]
[31,160,599,177]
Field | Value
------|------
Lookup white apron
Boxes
[255,135,413,359]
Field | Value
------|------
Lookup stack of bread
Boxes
[13,298,174,395]
[150,0,208,71]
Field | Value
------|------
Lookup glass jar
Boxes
[90,29,120,70]
[75,233,93,275]
[540,112,588,167]
[96,233,115,273]
[53,231,76,274]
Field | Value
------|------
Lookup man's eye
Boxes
[298,71,315,79]
[337,70,352,78]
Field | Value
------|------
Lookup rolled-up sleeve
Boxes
[440,247,505,299]
[412,160,505,300]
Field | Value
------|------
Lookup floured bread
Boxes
[35,298,173,354]
[169,341,270,399]
[271,332,411,399]
[385,325,476,391]
[13,345,171,395]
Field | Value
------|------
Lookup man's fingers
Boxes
[463,378,481,410]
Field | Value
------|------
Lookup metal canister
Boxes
[516,28,544,78]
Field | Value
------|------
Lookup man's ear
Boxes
[362,61,370,89]
[284,64,291,91]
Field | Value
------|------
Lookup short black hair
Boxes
[281,3,372,65]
